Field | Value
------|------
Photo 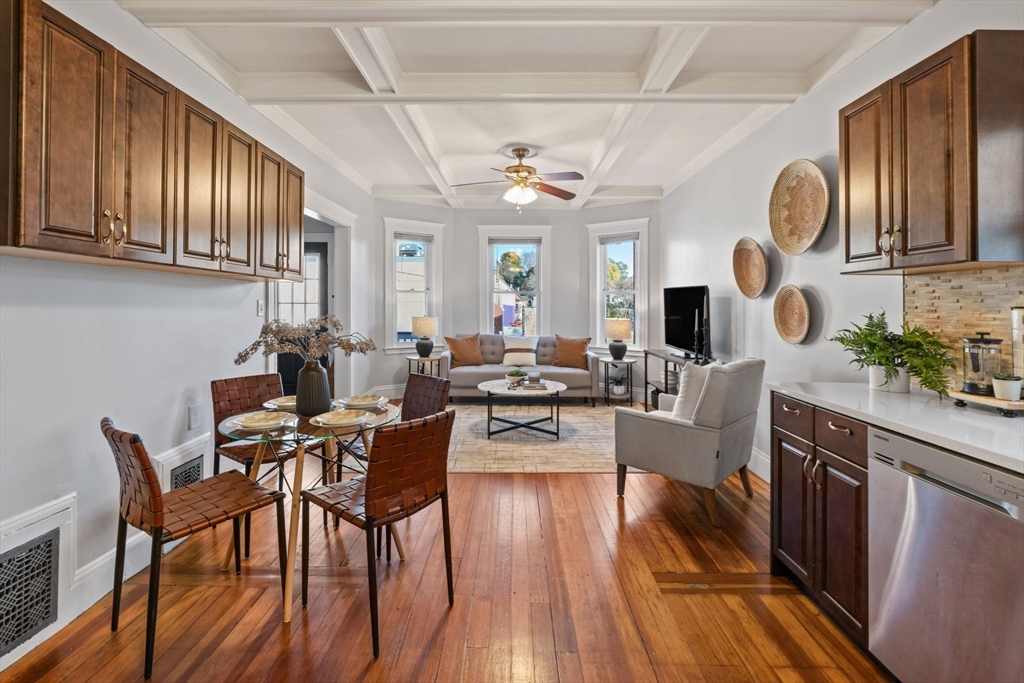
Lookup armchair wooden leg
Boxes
[739,465,753,497]
[702,488,721,528]
[616,464,626,496]
[441,490,454,606]
[365,519,380,658]
[144,528,164,680]
[111,516,127,631]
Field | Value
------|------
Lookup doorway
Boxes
[276,242,329,395]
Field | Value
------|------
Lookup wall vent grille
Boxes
[170,455,203,490]
[0,527,59,657]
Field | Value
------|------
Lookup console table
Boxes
[642,348,705,412]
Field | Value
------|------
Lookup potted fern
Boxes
[830,311,955,396]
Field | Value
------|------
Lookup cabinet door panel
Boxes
[839,84,891,272]
[255,145,284,278]
[282,162,304,282]
[891,37,971,267]
[771,427,814,587]
[814,447,868,646]
[113,54,174,264]
[174,94,221,271]
[21,1,113,256]
[221,123,256,274]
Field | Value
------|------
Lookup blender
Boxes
[961,333,1002,395]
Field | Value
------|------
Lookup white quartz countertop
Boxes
[767,382,1024,474]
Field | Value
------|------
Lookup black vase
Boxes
[296,359,331,417]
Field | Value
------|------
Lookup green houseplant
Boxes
[506,368,528,386]
[829,311,955,397]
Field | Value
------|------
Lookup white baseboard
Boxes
[749,446,771,484]
[369,383,406,399]
[0,434,209,671]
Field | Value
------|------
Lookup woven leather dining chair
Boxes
[102,418,286,679]
[301,409,456,658]
[400,373,451,421]
[211,373,301,557]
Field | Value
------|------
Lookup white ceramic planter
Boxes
[611,384,627,396]
[868,365,910,393]
[993,378,1022,401]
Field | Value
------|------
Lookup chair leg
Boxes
[321,459,329,527]
[616,464,627,497]
[276,498,287,597]
[233,518,242,575]
[144,528,163,680]
[111,516,127,631]
[302,498,309,607]
[703,488,721,528]
[376,527,383,559]
[243,462,252,558]
[441,491,454,606]
[591,397,596,407]
[739,465,754,497]
[214,451,220,475]
[365,519,380,658]
[385,525,392,563]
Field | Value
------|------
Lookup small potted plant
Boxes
[506,368,528,386]
[608,375,628,396]
[830,311,955,397]
[993,373,1023,401]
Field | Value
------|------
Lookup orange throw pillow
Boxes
[445,334,485,368]
[553,335,591,369]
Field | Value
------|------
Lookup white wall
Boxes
[657,0,1024,477]
[0,1,374,664]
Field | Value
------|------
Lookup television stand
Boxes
[643,348,716,411]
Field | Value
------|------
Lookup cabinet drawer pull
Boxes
[827,421,852,435]
[782,404,801,415]
[812,460,823,489]
[803,454,813,483]
[101,210,113,244]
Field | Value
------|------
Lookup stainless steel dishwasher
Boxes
[868,427,1024,683]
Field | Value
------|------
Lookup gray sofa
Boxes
[439,334,600,401]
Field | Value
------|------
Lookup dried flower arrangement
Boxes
[235,314,376,365]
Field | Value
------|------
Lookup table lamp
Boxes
[412,316,438,358]
[605,318,632,360]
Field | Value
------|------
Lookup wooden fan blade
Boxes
[450,180,511,187]
[533,182,575,201]
[535,171,583,181]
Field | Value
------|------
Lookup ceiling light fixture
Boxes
[502,181,538,212]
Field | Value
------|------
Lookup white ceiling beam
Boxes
[122,1,936,28]
[383,104,460,208]
[662,103,788,194]
[253,105,374,194]
[637,26,710,94]
[375,184,663,201]
[805,26,896,90]
[241,89,802,105]
[401,72,640,95]
[330,27,394,93]
[669,71,809,95]
[569,103,653,209]
[152,27,240,92]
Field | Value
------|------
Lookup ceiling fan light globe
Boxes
[520,186,538,204]
[502,184,526,203]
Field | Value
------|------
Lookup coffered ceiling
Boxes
[121,0,935,209]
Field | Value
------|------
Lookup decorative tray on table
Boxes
[949,390,1023,418]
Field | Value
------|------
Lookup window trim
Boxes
[587,218,649,353]
[478,225,552,336]
[384,217,445,355]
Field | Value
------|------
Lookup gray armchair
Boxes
[614,358,766,527]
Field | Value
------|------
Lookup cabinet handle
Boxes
[101,210,113,244]
[113,213,126,246]
[803,454,814,483]
[812,460,823,489]
[892,225,903,255]
[222,240,230,260]
[782,404,801,415]
[827,421,852,435]
[878,227,891,255]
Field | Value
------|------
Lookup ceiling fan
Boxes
[450,145,584,210]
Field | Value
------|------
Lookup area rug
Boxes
[446,401,622,473]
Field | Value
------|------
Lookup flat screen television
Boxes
[664,285,710,356]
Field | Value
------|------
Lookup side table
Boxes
[407,354,442,377]
[600,357,636,406]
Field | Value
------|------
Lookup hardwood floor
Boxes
[4,465,886,682]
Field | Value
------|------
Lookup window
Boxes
[489,240,539,337]
[601,235,637,344]
[587,218,648,350]
[384,217,444,353]
[277,247,326,324]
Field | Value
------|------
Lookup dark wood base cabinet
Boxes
[770,393,869,648]
[2,0,304,283]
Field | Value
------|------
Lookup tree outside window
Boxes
[603,238,636,344]
[491,243,538,337]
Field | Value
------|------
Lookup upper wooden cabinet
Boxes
[5,0,304,282]
[839,31,1024,273]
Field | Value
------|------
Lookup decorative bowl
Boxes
[506,372,527,386]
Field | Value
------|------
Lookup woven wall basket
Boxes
[733,237,769,299]
[774,285,810,344]
[769,159,829,256]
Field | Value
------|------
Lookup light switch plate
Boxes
[188,405,200,430]
[257,300,265,317]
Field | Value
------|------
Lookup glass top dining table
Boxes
[215,400,402,623]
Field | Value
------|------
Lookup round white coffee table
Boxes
[478,379,567,440]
